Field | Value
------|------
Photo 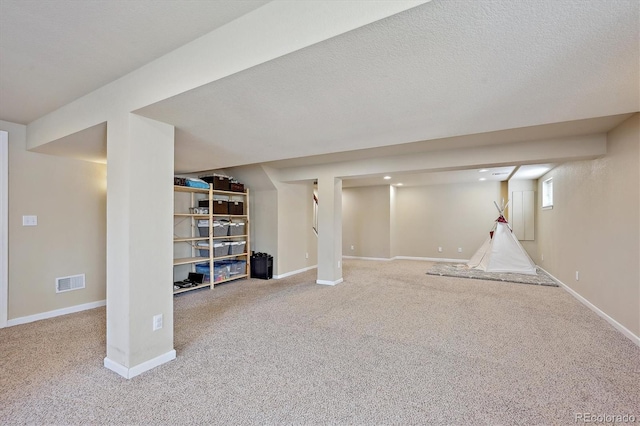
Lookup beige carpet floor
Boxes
[1,259,638,425]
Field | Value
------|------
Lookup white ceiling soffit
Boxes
[30,122,107,164]
[0,0,270,124]
[342,166,517,188]
[340,164,560,188]
[136,0,639,173]
[264,113,630,170]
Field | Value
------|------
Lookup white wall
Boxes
[536,114,639,337]
[250,189,278,259]
[226,165,317,277]
[395,182,503,259]
[342,186,391,258]
[340,181,504,260]
[276,182,317,274]
[1,120,106,321]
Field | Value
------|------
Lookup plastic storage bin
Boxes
[198,220,208,237]
[213,242,229,257]
[199,219,230,237]
[195,263,210,283]
[228,241,246,255]
[219,260,246,275]
[231,259,247,275]
[228,221,245,236]
[213,220,230,237]
[213,262,231,282]
[215,259,247,277]
[197,241,209,257]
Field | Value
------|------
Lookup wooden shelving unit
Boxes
[173,183,250,294]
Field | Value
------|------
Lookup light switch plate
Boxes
[22,215,37,226]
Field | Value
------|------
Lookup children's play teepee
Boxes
[467,200,537,275]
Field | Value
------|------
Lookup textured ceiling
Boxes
[136,0,639,173]
[0,0,269,124]
[1,0,638,187]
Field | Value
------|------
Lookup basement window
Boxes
[542,178,553,209]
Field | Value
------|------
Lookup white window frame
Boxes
[542,177,553,209]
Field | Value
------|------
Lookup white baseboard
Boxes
[393,256,470,263]
[104,349,177,379]
[342,256,469,263]
[6,300,106,327]
[342,256,392,261]
[316,278,344,286]
[539,267,640,348]
[274,265,317,279]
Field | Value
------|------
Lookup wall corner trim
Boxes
[539,267,640,348]
[274,265,317,279]
[0,131,7,329]
[316,278,344,286]
[6,300,106,327]
[104,349,177,379]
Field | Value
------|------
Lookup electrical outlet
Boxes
[305,252,309,259]
[575,271,579,281]
[350,245,354,250]
[458,247,462,253]
[541,253,544,261]
[153,314,163,331]
[438,247,443,253]
[338,261,341,268]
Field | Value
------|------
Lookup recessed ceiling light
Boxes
[479,169,489,173]
[383,176,392,180]
[513,165,554,179]
[479,177,487,181]
[396,183,403,186]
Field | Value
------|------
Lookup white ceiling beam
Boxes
[25,0,429,150]
[276,134,607,182]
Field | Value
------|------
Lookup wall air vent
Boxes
[56,274,85,293]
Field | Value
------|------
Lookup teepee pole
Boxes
[494,201,503,215]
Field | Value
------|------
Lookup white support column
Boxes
[316,174,343,285]
[104,114,175,379]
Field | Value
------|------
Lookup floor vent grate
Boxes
[56,274,85,293]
